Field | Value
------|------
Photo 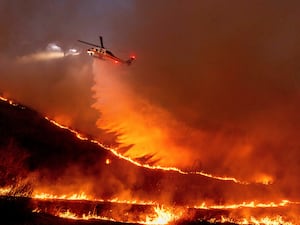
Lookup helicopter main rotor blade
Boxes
[78,40,101,48]
[99,36,104,48]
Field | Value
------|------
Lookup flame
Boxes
[32,208,41,213]
[210,215,294,225]
[32,199,299,225]
[1,95,299,225]
[58,209,78,220]
[46,205,183,225]
[43,116,249,184]
[30,190,300,225]
[0,186,12,195]
[144,206,183,225]
[108,197,156,205]
[32,191,156,206]
[193,199,298,210]
[35,198,299,225]
[32,189,300,211]
[7,187,298,225]
[82,213,117,222]
[246,216,293,225]
[33,191,91,201]
[0,96,23,108]
[254,173,274,185]
[0,94,260,185]
[53,208,117,222]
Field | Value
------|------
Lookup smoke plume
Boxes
[1,0,300,202]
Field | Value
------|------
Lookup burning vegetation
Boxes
[1,96,300,225]
[1,1,300,225]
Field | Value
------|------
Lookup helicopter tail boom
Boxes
[125,56,136,65]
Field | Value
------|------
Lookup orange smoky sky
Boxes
[1,0,300,201]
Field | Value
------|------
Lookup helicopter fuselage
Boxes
[78,36,135,65]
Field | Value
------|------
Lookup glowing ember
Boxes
[105,158,111,165]
[32,208,41,213]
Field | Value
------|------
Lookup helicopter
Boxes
[78,36,135,65]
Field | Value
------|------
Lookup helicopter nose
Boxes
[87,50,93,56]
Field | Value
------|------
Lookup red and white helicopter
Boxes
[78,36,135,65]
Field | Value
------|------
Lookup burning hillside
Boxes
[1,96,300,225]
[1,1,300,224]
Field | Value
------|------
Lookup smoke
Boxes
[16,43,80,63]
[0,0,134,136]
[131,1,300,195]
[0,54,100,135]
[17,51,64,63]
[1,0,300,203]
[91,0,300,200]
[92,61,202,167]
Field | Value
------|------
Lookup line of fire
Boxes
[1,95,300,225]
